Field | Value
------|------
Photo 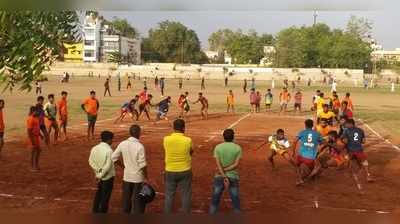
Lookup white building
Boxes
[371,48,400,62]
[260,46,276,66]
[83,14,141,64]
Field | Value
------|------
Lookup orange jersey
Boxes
[0,110,4,132]
[280,91,290,102]
[82,98,99,115]
[57,99,68,117]
[227,94,234,105]
[316,125,332,137]
[342,97,354,110]
[27,115,40,137]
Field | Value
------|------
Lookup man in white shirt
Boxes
[88,131,115,213]
[331,80,337,93]
[112,125,148,214]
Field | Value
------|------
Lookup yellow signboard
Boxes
[63,43,83,61]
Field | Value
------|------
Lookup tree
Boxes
[208,29,274,64]
[274,23,371,69]
[0,11,80,91]
[105,17,138,39]
[146,20,207,64]
[346,15,373,41]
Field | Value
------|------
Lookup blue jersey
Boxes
[297,129,323,160]
[342,127,365,152]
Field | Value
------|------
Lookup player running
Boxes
[81,91,100,140]
[138,94,154,121]
[155,96,172,122]
[114,96,140,123]
[292,119,324,186]
[44,94,59,144]
[57,91,68,141]
[249,88,257,113]
[279,87,291,115]
[178,93,190,118]
[226,90,235,113]
[193,92,209,120]
[341,119,374,190]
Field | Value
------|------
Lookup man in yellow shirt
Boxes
[318,104,338,126]
[163,119,193,213]
[315,92,325,117]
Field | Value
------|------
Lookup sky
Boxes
[98,1,400,50]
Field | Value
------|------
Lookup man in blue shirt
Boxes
[292,119,324,186]
[342,119,374,185]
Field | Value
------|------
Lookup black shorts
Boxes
[87,114,98,123]
[0,131,4,139]
[294,103,301,108]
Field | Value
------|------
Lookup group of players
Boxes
[263,89,373,190]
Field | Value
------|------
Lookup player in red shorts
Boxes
[193,92,209,120]
[138,94,154,121]
[27,106,41,171]
[114,96,139,123]
[341,119,374,191]
[292,119,324,186]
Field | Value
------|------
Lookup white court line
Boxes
[315,205,391,214]
[358,119,400,151]
[203,113,251,143]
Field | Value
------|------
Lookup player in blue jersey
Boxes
[341,119,374,191]
[114,96,139,123]
[292,119,324,186]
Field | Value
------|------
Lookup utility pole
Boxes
[313,10,318,26]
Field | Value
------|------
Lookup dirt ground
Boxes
[0,76,400,213]
[0,111,400,214]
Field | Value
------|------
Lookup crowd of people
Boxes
[0,74,377,214]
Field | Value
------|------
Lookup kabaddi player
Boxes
[340,101,353,119]
[315,118,333,139]
[294,90,303,114]
[249,88,257,113]
[57,91,68,140]
[226,90,235,113]
[81,91,100,140]
[178,94,190,118]
[155,96,172,122]
[126,76,132,89]
[317,131,347,170]
[264,89,273,112]
[342,93,354,111]
[138,94,154,121]
[341,119,374,188]
[36,96,50,146]
[193,92,209,120]
[279,87,291,115]
[0,99,4,157]
[292,119,324,186]
[27,106,41,171]
[114,96,140,123]
[44,94,59,144]
[267,129,293,169]
[317,104,338,126]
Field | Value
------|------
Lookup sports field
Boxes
[0,76,400,213]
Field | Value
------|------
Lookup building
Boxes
[204,50,219,61]
[83,14,141,64]
[62,43,83,62]
[260,46,276,66]
[371,48,400,62]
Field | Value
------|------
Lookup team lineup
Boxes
[0,74,380,213]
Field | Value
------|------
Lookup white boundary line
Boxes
[358,119,400,151]
[226,113,251,130]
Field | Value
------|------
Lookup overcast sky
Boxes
[98,1,399,50]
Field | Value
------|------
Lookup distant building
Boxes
[204,50,219,61]
[371,48,400,62]
[260,46,276,66]
[83,14,141,64]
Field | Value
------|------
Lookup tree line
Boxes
[0,11,387,91]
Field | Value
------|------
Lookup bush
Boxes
[292,68,299,73]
